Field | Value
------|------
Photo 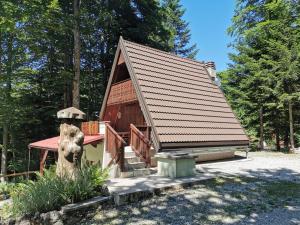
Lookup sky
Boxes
[181,0,236,72]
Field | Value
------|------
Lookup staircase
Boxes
[120,146,151,178]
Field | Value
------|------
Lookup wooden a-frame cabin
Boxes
[29,37,249,178]
[99,37,249,173]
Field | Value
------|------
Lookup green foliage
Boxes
[0,0,196,175]
[0,182,15,199]
[220,0,300,150]
[161,0,198,58]
[9,166,108,216]
[295,132,300,145]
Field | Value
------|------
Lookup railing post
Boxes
[104,122,126,172]
[119,144,125,172]
[129,123,151,167]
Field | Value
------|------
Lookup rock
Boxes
[40,212,50,223]
[39,211,63,225]
[53,220,64,225]
[64,216,81,225]
[101,184,110,196]
[3,218,16,225]
[57,107,86,120]
[49,211,61,223]
[17,219,31,225]
[33,212,40,220]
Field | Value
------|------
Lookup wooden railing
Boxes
[105,123,126,171]
[130,124,151,166]
[107,79,137,106]
[81,121,99,135]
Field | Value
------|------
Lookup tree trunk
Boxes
[63,39,72,108]
[0,31,2,74]
[72,0,81,108]
[288,100,295,152]
[1,35,13,182]
[10,130,17,182]
[259,107,264,151]
[275,127,280,151]
[87,64,92,120]
[284,129,289,150]
[1,125,8,182]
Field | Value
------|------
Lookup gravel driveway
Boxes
[78,152,300,225]
[198,151,300,183]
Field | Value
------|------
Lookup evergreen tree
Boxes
[0,0,197,175]
[162,0,198,58]
[220,0,300,151]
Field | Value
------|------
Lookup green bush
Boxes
[0,182,16,200]
[295,132,300,147]
[10,166,108,216]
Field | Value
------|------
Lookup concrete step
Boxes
[124,146,133,152]
[125,151,136,158]
[126,162,146,170]
[120,168,150,178]
[133,168,150,177]
[125,156,140,164]
[124,146,137,158]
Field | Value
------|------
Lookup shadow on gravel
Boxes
[78,167,300,225]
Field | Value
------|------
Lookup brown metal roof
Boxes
[100,37,249,150]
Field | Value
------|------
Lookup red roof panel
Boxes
[28,135,104,152]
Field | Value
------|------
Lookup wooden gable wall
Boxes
[103,52,146,134]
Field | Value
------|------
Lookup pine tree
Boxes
[0,0,198,174]
[220,0,300,151]
[162,0,198,58]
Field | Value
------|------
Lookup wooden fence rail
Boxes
[0,171,37,178]
[105,123,126,171]
[130,123,151,166]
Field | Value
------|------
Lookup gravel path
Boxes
[78,152,300,225]
[198,151,300,182]
[237,206,300,225]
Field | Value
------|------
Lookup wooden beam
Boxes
[39,149,48,175]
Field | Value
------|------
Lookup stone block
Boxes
[156,153,195,178]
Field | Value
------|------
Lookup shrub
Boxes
[295,132,300,147]
[0,182,16,200]
[10,166,108,216]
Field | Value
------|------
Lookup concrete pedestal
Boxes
[156,153,195,178]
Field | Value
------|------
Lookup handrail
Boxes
[105,123,126,171]
[131,124,151,143]
[130,124,151,166]
[106,123,126,145]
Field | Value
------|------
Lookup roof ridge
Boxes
[123,39,205,66]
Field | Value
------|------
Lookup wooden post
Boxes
[119,144,125,172]
[39,149,48,175]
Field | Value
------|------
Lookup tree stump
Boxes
[56,107,86,180]
[56,123,84,179]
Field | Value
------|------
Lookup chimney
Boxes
[205,61,216,81]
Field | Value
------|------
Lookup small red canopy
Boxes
[28,135,104,152]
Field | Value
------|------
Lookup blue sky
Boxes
[181,0,236,71]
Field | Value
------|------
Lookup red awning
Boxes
[28,135,104,152]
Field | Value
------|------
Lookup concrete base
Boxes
[107,173,214,205]
[195,151,235,162]
[156,153,195,178]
